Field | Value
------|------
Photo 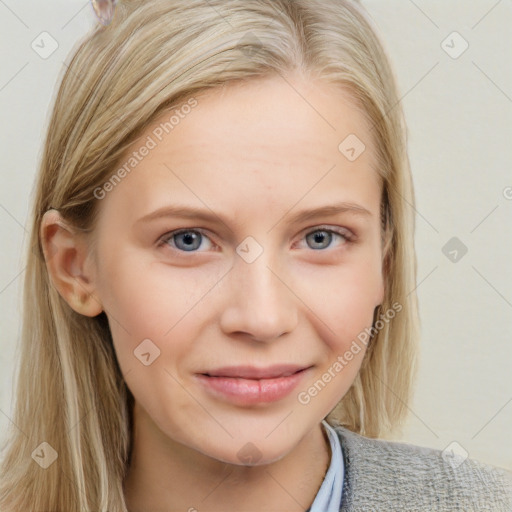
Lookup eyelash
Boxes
[157,225,356,255]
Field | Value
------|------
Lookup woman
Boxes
[1,0,510,510]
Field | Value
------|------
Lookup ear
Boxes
[40,209,103,317]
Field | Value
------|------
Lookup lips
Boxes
[196,366,312,405]
[200,364,310,380]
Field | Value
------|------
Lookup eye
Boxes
[159,229,215,253]
[299,226,354,251]
[158,225,355,255]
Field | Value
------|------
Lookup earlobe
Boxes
[40,209,103,317]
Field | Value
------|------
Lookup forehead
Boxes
[97,74,381,228]
[164,74,376,168]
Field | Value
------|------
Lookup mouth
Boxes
[195,366,312,405]
[199,364,311,380]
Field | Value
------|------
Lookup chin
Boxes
[203,442,289,468]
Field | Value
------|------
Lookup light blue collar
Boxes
[306,420,344,512]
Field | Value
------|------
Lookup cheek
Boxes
[295,264,378,412]
[99,262,206,428]
[98,256,217,369]
[299,253,382,342]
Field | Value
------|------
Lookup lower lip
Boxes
[195,368,310,406]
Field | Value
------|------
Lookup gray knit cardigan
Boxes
[330,425,512,511]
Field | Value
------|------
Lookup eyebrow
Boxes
[136,202,372,228]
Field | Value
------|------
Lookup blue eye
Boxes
[159,226,353,254]
[162,229,213,252]
[303,229,350,250]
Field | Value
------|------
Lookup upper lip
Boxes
[200,364,310,379]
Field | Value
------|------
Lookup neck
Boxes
[123,403,331,512]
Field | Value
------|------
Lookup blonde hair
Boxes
[0,0,419,510]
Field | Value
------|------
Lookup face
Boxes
[90,73,385,465]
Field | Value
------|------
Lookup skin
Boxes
[41,72,385,512]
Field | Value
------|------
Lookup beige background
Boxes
[0,0,511,470]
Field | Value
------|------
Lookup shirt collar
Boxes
[306,420,344,512]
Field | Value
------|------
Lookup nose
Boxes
[219,251,299,343]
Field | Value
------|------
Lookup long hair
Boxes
[0,1,419,510]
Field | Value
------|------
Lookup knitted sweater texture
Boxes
[333,425,512,511]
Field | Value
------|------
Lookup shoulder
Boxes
[333,424,512,512]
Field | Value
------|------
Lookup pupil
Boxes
[309,230,332,249]
[175,231,200,251]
